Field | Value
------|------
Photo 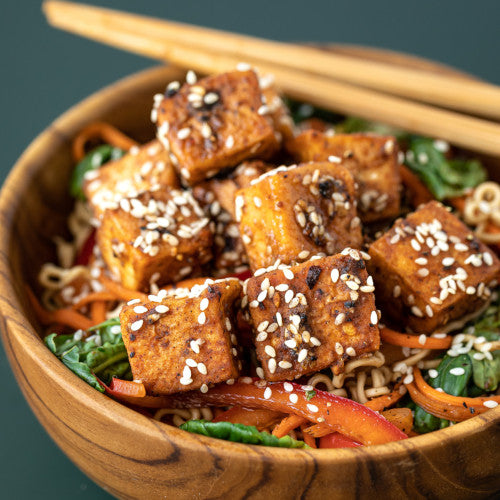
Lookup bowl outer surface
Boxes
[0,54,499,500]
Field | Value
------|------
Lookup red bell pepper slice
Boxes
[102,378,407,446]
[319,432,361,448]
[74,229,96,266]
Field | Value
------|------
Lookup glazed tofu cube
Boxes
[83,140,179,219]
[120,278,242,395]
[237,162,363,271]
[244,251,380,381]
[287,130,401,222]
[156,70,279,184]
[192,161,272,273]
[368,201,500,334]
[97,188,213,291]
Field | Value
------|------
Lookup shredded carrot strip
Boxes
[300,424,317,448]
[98,274,148,303]
[405,381,475,421]
[27,287,93,331]
[90,300,107,325]
[72,292,117,310]
[380,327,452,350]
[72,122,138,162]
[272,414,308,438]
[412,367,500,407]
[364,382,407,411]
[303,422,331,438]
[399,165,435,207]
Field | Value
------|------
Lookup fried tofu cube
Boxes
[97,188,213,291]
[83,140,179,219]
[156,70,279,184]
[120,278,242,395]
[237,162,363,271]
[368,201,500,334]
[286,130,401,222]
[244,251,380,381]
[192,161,272,273]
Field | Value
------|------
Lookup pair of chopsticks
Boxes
[43,1,500,157]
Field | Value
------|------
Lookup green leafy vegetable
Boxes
[180,420,310,449]
[70,144,124,200]
[283,97,342,125]
[45,317,131,392]
[414,354,472,433]
[469,352,500,392]
[336,116,408,140]
[404,137,486,200]
[305,390,316,401]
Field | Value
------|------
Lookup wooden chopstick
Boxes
[43,0,500,120]
[42,1,500,157]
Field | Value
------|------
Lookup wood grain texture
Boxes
[0,49,499,500]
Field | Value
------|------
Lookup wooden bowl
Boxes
[0,48,499,499]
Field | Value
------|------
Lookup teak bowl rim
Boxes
[0,59,498,468]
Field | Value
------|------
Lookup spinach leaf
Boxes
[70,144,124,200]
[44,317,131,392]
[180,420,310,449]
[414,354,472,433]
[404,137,486,200]
[469,352,500,392]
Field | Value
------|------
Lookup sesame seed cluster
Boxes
[368,201,500,334]
[243,250,380,381]
[154,69,282,184]
[120,278,241,395]
[237,161,363,271]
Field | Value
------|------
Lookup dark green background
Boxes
[1,1,499,498]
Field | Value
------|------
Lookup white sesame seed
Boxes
[155,305,169,314]
[428,369,438,379]
[276,312,283,326]
[182,366,192,379]
[257,321,270,332]
[307,404,319,413]
[298,250,310,260]
[276,284,289,292]
[298,349,308,363]
[200,384,209,393]
[305,336,319,347]
[425,305,434,317]
[133,305,147,314]
[411,306,424,317]
[197,362,208,375]
[284,290,294,303]
[198,312,206,325]
[289,393,298,404]
[256,367,265,379]
[455,243,469,252]
[279,361,293,369]
[370,310,378,325]
[403,374,414,385]
[186,70,197,84]
[268,358,277,374]
[264,345,276,358]
[335,342,344,355]
[483,400,498,408]
[335,313,346,326]
[393,285,401,298]
[418,334,427,345]
[411,239,421,252]
[283,269,294,280]
[179,378,193,386]
[127,298,141,305]
[331,269,339,283]
[483,252,494,266]
[450,367,465,376]
[415,257,428,265]
[264,387,272,399]
[257,290,267,302]
[417,268,429,277]
[199,298,209,311]
[256,331,268,342]
[346,347,356,357]
[130,320,143,332]
[442,257,455,267]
